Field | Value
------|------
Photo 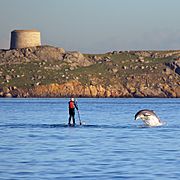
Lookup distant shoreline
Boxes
[0,45,180,98]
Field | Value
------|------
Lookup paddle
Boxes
[75,100,82,125]
[77,109,82,125]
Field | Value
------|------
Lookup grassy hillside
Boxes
[0,46,180,97]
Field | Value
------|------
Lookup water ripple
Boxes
[0,98,180,180]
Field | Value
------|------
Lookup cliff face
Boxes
[0,46,180,98]
[11,80,180,98]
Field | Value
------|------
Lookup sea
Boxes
[0,98,180,180]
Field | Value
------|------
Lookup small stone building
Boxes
[10,29,41,49]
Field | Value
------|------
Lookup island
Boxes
[0,45,180,98]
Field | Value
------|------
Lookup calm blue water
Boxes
[0,98,180,180]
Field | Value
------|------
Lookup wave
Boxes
[0,123,172,129]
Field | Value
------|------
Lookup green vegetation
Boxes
[0,50,179,90]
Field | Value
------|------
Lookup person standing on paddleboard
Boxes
[68,98,78,126]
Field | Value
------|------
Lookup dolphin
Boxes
[135,109,163,127]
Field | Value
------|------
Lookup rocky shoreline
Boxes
[0,46,180,98]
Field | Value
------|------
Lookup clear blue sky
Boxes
[0,0,180,53]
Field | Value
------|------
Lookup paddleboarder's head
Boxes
[70,97,74,102]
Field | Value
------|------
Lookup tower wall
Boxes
[10,30,41,49]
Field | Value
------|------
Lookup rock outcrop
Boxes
[1,80,179,98]
[0,45,91,67]
[167,58,180,75]
[0,46,180,98]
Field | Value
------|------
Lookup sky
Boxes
[0,0,180,53]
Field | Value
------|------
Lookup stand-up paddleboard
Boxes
[68,120,85,127]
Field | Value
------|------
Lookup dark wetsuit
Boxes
[68,101,78,125]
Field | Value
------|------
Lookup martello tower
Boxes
[10,29,41,49]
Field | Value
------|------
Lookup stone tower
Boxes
[10,29,41,49]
